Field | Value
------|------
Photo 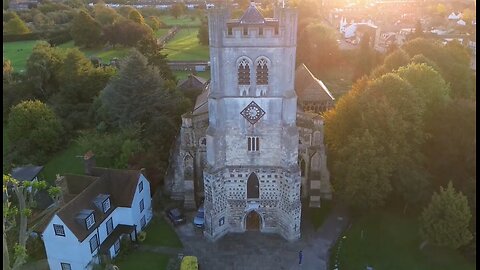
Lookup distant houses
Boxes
[33,153,153,270]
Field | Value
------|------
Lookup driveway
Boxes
[172,204,350,270]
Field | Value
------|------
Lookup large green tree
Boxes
[4,15,31,35]
[297,23,340,75]
[93,4,119,25]
[128,9,144,24]
[420,182,473,249]
[7,100,64,165]
[70,10,102,48]
[170,3,185,19]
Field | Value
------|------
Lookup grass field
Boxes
[3,40,43,72]
[58,41,132,63]
[163,28,209,61]
[330,209,475,270]
[160,15,201,26]
[155,28,171,38]
[142,217,183,248]
[40,142,84,184]
[116,251,171,270]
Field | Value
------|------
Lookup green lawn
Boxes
[163,28,209,61]
[331,209,475,270]
[142,217,183,248]
[155,28,171,38]
[40,142,84,184]
[58,41,132,63]
[159,15,201,26]
[3,40,43,72]
[116,251,171,270]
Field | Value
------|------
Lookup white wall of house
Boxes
[42,215,93,270]
[131,174,153,231]
[42,174,154,269]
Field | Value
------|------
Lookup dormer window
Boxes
[102,198,111,213]
[85,213,95,230]
[93,194,111,214]
[76,209,95,230]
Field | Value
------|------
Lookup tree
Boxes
[50,48,115,132]
[3,174,60,270]
[76,127,144,169]
[3,60,14,83]
[353,32,376,79]
[171,3,185,19]
[128,9,144,24]
[93,4,119,25]
[70,10,102,48]
[117,5,135,18]
[333,129,393,210]
[4,15,31,35]
[136,36,176,82]
[382,49,410,72]
[197,18,209,45]
[420,182,473,249]
[145,16,161,31]
[103,19,153,47]
[25,41,65,100]
[7,100,64,164]
[297,23,340,75]
[98,49,190,130]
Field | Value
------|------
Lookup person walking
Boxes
[298,250,303,265]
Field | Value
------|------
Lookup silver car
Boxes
[193,204,205,229]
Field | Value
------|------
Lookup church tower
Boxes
[203,3,301,241]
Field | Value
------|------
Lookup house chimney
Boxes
[84,151,96,175]
[55,174,67,204]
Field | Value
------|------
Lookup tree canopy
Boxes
[420,182,473,249]
[70,10,102,48]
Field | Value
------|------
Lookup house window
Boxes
[259,27,263,35]
[228,26,232,35]
[256,58,268,85]
[114,239,121,254]
[243,27,248,35]
[106,217,113,236]
[141,215,146,229]
[102,198,111,213]
[53,224,65,237]
[85,213,95,230]
[247,136,260,152]
[139,181,143,193]
[89,234,99,253]
[139,199,144,213]
[238,59,250,85]
[60,262,71,270]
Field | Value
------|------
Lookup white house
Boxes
[35,165,153,270]
[448,12,462,20]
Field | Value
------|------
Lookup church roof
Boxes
[239,3,265,24]
[177,74,208,90]
[295,64,335,102]
[192,82,210,115]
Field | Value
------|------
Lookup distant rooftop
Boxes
[11,165,44,182]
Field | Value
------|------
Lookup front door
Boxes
[246,211,261,231]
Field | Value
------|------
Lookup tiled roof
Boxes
[239,3,265,24]
[178,74,208,90]
[295,64,335,102]
[49,168,141,241]
[11,165,44,181]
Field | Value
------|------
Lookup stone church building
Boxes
[165,3,334,241]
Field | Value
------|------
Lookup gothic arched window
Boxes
[247,173,259,199]
[256,58,268,85]
[238,59,250,85]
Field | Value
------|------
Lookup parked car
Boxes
[166,208,186,225]
[193,204,205,229]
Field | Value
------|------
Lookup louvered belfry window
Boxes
[238,59,250,85]
[256,58,268,85]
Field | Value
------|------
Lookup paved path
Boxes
[171,204,350,270]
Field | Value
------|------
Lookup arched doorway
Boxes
[247,173,259,199]
[245,211,261,231]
